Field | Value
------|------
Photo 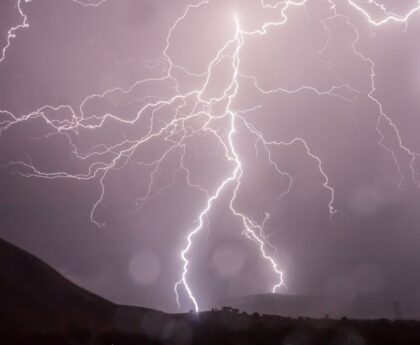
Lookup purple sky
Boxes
[1,0,420,316]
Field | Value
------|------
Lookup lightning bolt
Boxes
[1,0,108,64]
[174,0,334,312]
[0,0,30,64]
[327,0,420,188]
[1,0,420,313]
[347,0,420,27]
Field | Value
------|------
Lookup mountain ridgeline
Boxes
[1,238,420,345]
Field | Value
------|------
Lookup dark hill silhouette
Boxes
[218,292,403,319]
[0,238,114,333]
[0,238,169,338]
[1,238,420,345]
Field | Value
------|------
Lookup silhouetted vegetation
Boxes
[2,309,420,345]
[2,238,420,344]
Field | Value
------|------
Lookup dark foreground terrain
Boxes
[1,238,419,345]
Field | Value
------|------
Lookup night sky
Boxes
[1,0,420,316]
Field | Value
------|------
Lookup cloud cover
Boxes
[1,0,420,316]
